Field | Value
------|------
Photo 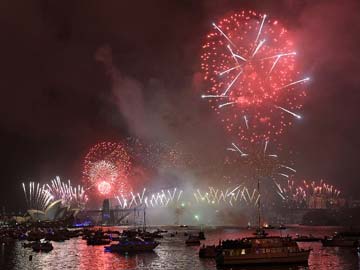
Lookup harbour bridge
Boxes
[76,199,146,226]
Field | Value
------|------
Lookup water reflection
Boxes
[0,226,359,270]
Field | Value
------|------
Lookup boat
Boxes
[216,178,310,266]
[321,231,360,247]
[121,229,139,238]
[216,236,310,266]
[336,231,360,239]
[185,235,201,246]
[142,231,163,239]
[32,241,53,252]
[252,228,268,237]
[295,234,321,242]
[262,224,275,230]
[198,231,206,240]
[199,244,219,258]
[321,237,357,247]
[45,233,68,242]
[321,234,358,247]
[105,237,159,252]
[87,237,111,245]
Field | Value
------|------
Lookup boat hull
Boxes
[295,238,320,242]
[106,243,159,252]
[216,250,310,266]
[321,239,357,247]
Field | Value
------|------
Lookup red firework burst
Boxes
[83,142,132,197]
[201,10,308,142]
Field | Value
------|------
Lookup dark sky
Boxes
[1,0,359,212]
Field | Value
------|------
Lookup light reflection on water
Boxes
[0,226,359,270]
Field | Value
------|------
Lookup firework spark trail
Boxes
[255,14,267,44]
[219,65,242,76]
[278,77,310,90]
[275,106,302,119]
[230,142,248,156]
[266,52,298,74]
[246,188,253,201]
[280,165,297,173]
[233,189,242,201]
[277,191,286,200]
[227,45,240,65]
[278,173,289,178]
[227,45,247,62]
[129,192,136,208]
[238,188,245,201]
[221,70,243,96]
[212,23,236,47]
[261,52,297,60]
[254,194,261,206]
[263,140,269,155]
[243,115,249,129]
[23,182,54,211]
[219,101,236,109]
[137,188,146,204]
[274,181,283,193]
[201,94,228,99]
[177,190,183,201]
[269,55,281,74]
[168,188,176,201]
[22,183,28,207]
[228,185,242,196]
[252,39,266,57]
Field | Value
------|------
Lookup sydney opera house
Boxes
[26,200,81,222]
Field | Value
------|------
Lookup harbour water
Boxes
[1,226,359,270]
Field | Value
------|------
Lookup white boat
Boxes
[216,236,310,266]
[216,177,310,266]
[105,237,159,252]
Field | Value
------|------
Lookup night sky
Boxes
[1,0,360,212]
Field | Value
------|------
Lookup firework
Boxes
[115,187,183,209]
[115,184,261,210]
[46,176,88,208]
[226,141,289,179]
[201,11,309,142]
[193,185,260,207]
[277,179,342,208]
[22,182,53,211]
[226,140,298,208]
[83,142,132,197]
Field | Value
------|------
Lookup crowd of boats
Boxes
[1,223,360,267]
